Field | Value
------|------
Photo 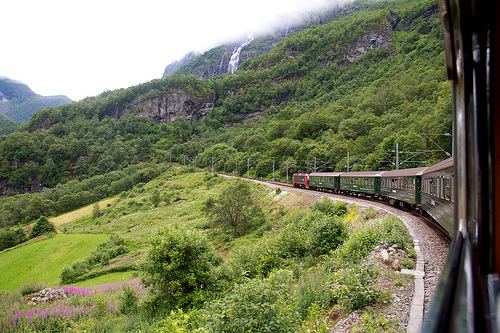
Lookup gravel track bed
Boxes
[254,180,451,329]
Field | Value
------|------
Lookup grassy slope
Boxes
[1,169,317,291]
[49,198,117,227]
[0,233,109,291]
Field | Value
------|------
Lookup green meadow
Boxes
[0,233,109,291]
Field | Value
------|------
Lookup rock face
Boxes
[128,91,216,123]
[344,23,394,64]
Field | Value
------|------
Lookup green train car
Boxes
[339,171,382,196]
[308,172,341,191]
[420,158,454,235]
[380,167,427,207]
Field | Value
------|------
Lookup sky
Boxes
[1,0,340,101]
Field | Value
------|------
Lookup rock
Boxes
[26,288,67,304]
[392,259,401,270]
[381,249,391,264]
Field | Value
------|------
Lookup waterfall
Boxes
[228,38,253,74]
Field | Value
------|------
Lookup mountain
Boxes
[0,78,72,123]
[0,0,451,222]
[162,3,349,80]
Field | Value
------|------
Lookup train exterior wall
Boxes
[309,173,341,191]
[380,176,422,205]
[339,176,381,195]
[420,159,454,235]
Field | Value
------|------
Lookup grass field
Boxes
[72,271,137,288]
[49,198,117,226]
[0,233,109,291]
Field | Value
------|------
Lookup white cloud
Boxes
[0,0,346,101]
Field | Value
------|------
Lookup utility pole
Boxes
[235,158,238,175]
[347,152,350,172]
[314,156,317,173]
[396,143,399,170]
[212,156,214,175]
[286,160,289,184]
[247,158,250,179]
[272,159,275,181]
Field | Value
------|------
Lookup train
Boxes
[294,0,500,330]
[292,157,454,235]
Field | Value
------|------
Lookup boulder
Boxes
[381,249,391,264]
[26,288,67,304]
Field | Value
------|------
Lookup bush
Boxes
[306,215,348,257]
[28,216,56,239]
[119,285,138,314]
[138,225,220,313]
[20,283,44,296]
[333,223,380,267]
[327,265,380,312]
[59,236,129,284]
[311,197,348,217]
[0,227,26,251]
[204,270,300,332]
[295,269,333,319]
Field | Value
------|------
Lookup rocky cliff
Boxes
[101,90,216,124]
[131,91,216,123]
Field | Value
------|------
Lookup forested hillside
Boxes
[0,78,72,133]
[0,0,451,228]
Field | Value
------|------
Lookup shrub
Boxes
[20,283,44,296]
[28,216,56,239]
[138,225,220,313]
[378,215,414,252]
[120,285,138,314]
[311,197,348,217]
[0,227,26,251]
[204,270,300,332]
[333,223,380,267]
[150,189,161,207]
[59,236,129,284]
[295,269,333,319]
[327,265,380,312]
[306,215,348,257]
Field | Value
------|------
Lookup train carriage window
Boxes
[441,177,445,199]
[451,175,455,202]
[445,176,451,201]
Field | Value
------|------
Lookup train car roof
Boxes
[380,167,429,177]
[309,172,343,177]
[339,171,385,177]
[420,157,454,175]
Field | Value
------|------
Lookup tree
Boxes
[29,216,56,239]
[151,190,160,207]
[138,225,219,313]
[204,180,263,236]
[92,203,101,218]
